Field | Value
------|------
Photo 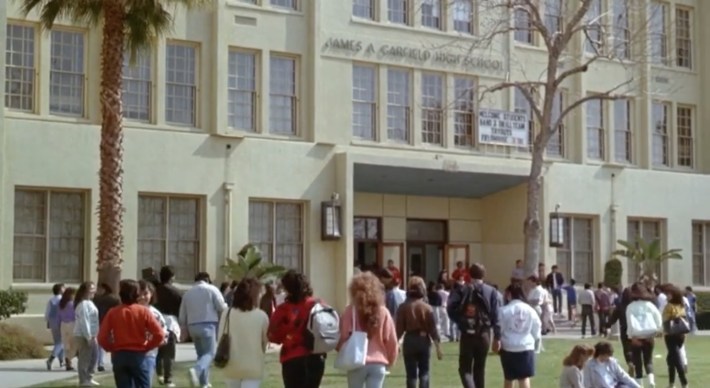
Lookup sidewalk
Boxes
[1,343,282,388]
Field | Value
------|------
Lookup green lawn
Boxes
[35,337,710,387]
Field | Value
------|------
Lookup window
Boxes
[453,0,474,34]
[387,68,411,143]
[249,200,303,270]
[547,91,564,157]
[585,0,602,53]
[269,56,297,135]
[137,195,201,283]
[421,73,444,145]
[271,0,297,10]
[675,8,692,69]
[692,222,710,286]
[352,64,377,140]
[354,217,380,270]
[627,219,662,284]
[5,24,36,111]
[388,0,410,25]
[649,1,669,65]
[228,50,258,131]
[122,49,152,122]
[514,8,534,44]
[612,0,630,59]
[556,217,594,285]
[453,77,475,147]
[676,106,693,167]
[544,0,563,35]
[613,99,632,163]
[13,189,86,283]
[353,0,375,19]
[651,101,669,167]
[422,0,442,30]
[586,98,604,160]
[49,30,85,116]
[165,42,197,126]
[514,87,535,152]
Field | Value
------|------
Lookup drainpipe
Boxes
[609,173,618,261]
[223,182,234,263]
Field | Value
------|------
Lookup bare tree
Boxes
[456,0,660,276]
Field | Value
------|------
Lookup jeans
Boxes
[630,338,654,378]
[402,333,431,388]
[437,307,450,338]
[75,337,98,386]
[112,351,152,388]
[188,322,218,386]
[49,324,64,360]
[665,335,687,386]
[282,354,326,388]
[552,289,562,314]
[226,379,261,388]
[580,305,596,336]
[156,334,177,382]
[597,311,609,335]
[620,333,633,366]
[450,321,460,341]
[97,346,106,368]
[458,332,490,388]
[347,363,387,388]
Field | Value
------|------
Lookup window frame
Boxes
[613,98,633,164]
[164,40,199,127]
[675,7,692,69]
[676,105,694,168]
[12,187,88,283]
[692,222,710,286]
[612,0,631,59]
[268,54,299,136]
[122,48,154,123]
[386,67,412,144]
[626,218,663,284]
[556,216,595,285]
[136,194,202,283]
[352,63,378,141]
[586,97,605,161]
[270,0,299,11]
[514,87,536,153]
[420,72,445,146]
[5,22,38,112]
[387,0,411,25]
[546,90,565,158]
[49,27,87,117]
[227,48,260,132]
[421,0,443,30]
[514,7,535,45]
[352,0,377,20]
[651,100,670,167]
[649,1,670,66]
[544,0,563,36]
[584,0,603,54]
[453,75,476,148]
[248,199,305,271]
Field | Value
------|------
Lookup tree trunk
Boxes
[523,145,545,278]
[96,0,126,295]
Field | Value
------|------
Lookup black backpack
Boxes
[457,284,492,335]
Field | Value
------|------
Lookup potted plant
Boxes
[222,244,287,282]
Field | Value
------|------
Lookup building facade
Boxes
[2,0,710,337]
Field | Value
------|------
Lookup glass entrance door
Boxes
[407,244,443,284]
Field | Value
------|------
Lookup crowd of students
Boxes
[42,261,697,388]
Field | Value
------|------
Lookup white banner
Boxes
[478,108,529,147]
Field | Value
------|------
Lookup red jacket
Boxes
[268,297,315,363]
[98,303,165,353]
[452,268,471,283]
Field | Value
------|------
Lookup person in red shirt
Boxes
[268,270,325,388]
[98,279,165,388]
[387,260,402,285]
[451,261,471,284]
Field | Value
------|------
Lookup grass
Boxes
[34,336,710,387]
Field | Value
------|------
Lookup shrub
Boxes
[603,259,623,289]
[0,323,47,360]
[694,291,710,312]
[0,289,27,320]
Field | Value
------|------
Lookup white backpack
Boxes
[306,301,340,354]
[626,301,661,338]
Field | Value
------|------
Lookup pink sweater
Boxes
[337,304,399,367]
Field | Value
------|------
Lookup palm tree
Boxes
[613,238,682,288]
[222,244,287,282]
[20,0,209,293]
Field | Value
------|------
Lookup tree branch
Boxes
[479,81,546,122]
[557,0,593,49]
[551,78,634,129]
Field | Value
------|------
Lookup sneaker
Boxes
[97,366,105,372]
[46,358,53,371]
[90,381,101,386]
[157,376,164,385]
[166,383,176,388]
[187,368,199,388]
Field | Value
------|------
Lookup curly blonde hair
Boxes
[349,272,385,336]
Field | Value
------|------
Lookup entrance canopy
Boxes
[353,163,528,198]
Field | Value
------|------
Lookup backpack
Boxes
[626,301,661,338]
[305,300,340,354]
[457,284,492,335]
[596,290,612,312]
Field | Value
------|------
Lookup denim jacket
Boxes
[583,358,640,388]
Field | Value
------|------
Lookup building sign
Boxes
[478,109,529,146]
[322,37,504,72]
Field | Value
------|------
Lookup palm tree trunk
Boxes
[523,144,545,278]
[96,0,126,295]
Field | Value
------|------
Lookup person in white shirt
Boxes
[435,283,450,339]
[217,278,269,388]
[578,283,597,338]
[179,272,228,388]
[626,283,662,388]
[494,283,541,388]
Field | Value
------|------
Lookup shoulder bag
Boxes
[214,309,232,368]
[334,306,368,371]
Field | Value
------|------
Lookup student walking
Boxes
[626,283,663,387]
[138,280,168,382]
[93,283,120,372]
[98,279,166,388]
[595,283,612,337]
[396,276,441,388]
[58,287,77,371]
[545,265,564,316]
[179,272,227,388]
[73,281,99,387]
[155,266,183,387]
[579,283,597,338]
[662,286,689,388]
[339,272,398,388]
[562,280,578,324]
[606,287,636,376]
[45,283,65,370]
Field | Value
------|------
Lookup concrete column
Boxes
[334,153,354,311]
[0,5,8,288]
